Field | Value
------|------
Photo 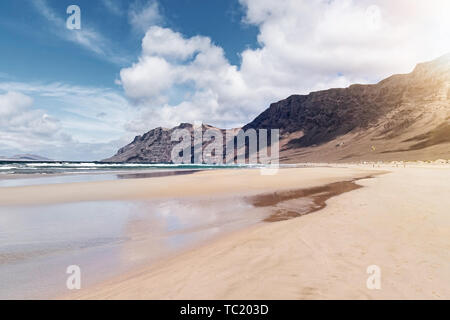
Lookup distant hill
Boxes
[104,54,450,163]
[0,154,52,161]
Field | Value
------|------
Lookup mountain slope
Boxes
[105,54,450,163]
[270,54,450,162]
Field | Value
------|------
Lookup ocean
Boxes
[0,161,257,175]
[0,161,263,187]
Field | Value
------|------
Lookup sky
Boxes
[0,0,449,160]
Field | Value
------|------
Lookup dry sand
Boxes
[45,165,448,300]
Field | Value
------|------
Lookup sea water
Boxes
[0,161,262,187]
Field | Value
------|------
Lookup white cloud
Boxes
[0,91,33,117]
[239,0,450,82]
[120,26,257,130]
[0,83,139,160]
[119,0,450,132]
[141,26,211,60]
[0,91,60,137]
[0,91,63,152]
[128,0,163,33]
[121,56,174,103]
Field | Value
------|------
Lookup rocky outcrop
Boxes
[103,123,226,163]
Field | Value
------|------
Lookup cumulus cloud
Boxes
[120,26,258,130]
[119,0,450,131]
[239,0,450,84]
[121,56,174,103]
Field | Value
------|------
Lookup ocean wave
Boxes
[0,161,267,177]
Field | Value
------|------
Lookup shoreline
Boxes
[0,167,378,206]
[0,168,204,181]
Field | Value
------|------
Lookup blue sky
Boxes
[0,0,449,160]
[0,0,258,86]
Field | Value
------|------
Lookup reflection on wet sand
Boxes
[116,170,200,180]
[0,195,270,299]
[0,169,201,187]
[119,197,273,265]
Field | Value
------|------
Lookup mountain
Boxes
[0,154,52,161]
[104,54,450,163]
[103,123,229,163]
[248,54,450,162]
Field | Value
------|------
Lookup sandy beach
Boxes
[18,165,440,300]
[1,166,449,299]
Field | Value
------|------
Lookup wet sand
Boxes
[69,166,450,300]
[0,196,271,299]
[0,169,201,188]
[249,177,375,222]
